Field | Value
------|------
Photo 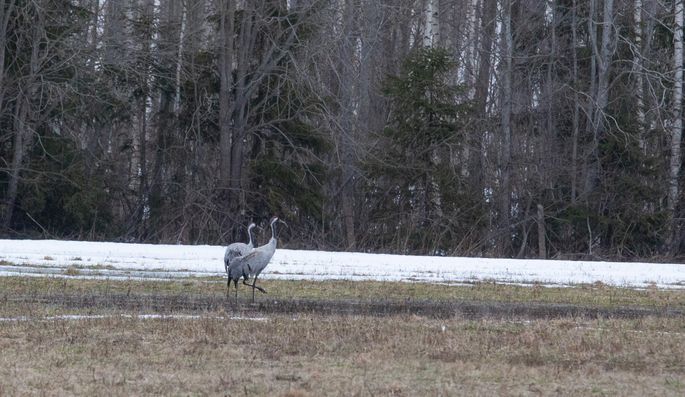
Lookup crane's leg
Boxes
[234,279,239,302]
[225,262,230,298]
[249,275,268,303]
[252,275,258,303]
[243,278,265,294]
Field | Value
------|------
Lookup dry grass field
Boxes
[1,276,684,396]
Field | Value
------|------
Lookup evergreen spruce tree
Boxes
[365,47,479,253]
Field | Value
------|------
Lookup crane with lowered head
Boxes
[224,222,257,298]
[227,216,286,302]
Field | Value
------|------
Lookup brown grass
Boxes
[1,276,684,395]
[1,276,684,310]
[0,313,683,396]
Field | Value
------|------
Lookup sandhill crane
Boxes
[224,222,257,298]
[228,216,286,302]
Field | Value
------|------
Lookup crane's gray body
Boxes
[227,216,284,301]
[224,223,256,295]
[230,237,276,279]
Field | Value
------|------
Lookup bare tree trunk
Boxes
[229,2,258,219]
[175,1,186,114]
[341,175,356,249]
[462,0,481,94]
[577,0,615,255]
[181,0,205,236]
[499,0,513,255]
[422,0,442,224]
[472,0,496,185]
[2,94,30,232]
[218,0,235,203]
[642,0,659,138]
[537,204,546,259]
[423,0,439,47]
[571,0,580,203]
[103,0,125,65]
[338,0,360,250]
[595,0,614,133]
[586,0,614,195]
[128,0,156,239]
[88,0,99,70]
[229,105,246,216]
[132,99,148,231]
[545,0,557,194]
[152,0,179,194]
[667,0,684,254]
[459,0,481,178]
[583,0,598,198]
[0,0,16,116]
[633,0,646,153]
[144,0,185,240]
[2,5,41,232]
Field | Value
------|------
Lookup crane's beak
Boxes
[278,219,288,228]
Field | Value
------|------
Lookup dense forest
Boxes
[1,0,684,260]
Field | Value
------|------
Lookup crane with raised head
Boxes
[224,222,257,298]
[228,216,286,302]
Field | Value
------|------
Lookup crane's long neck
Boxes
[269,220,279,247]
[247,225,255,248]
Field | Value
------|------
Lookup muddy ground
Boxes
[4,292,683,319]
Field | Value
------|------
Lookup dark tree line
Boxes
[1,0,685,261]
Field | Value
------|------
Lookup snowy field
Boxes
[0,239,684,289]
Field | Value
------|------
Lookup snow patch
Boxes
[0,239,683,289]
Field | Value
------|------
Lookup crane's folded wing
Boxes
[225,248,242,262]
[228,251,258,274]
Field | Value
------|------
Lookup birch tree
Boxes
[571,0,580,202]
[217,0,236,215]
[633,0,646,151]
[471,0,496,190]
[668,0,684,253]
[126,0,155,238]
[585,0,615,196]
[498,0,513,254]
[423,0,439,47]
